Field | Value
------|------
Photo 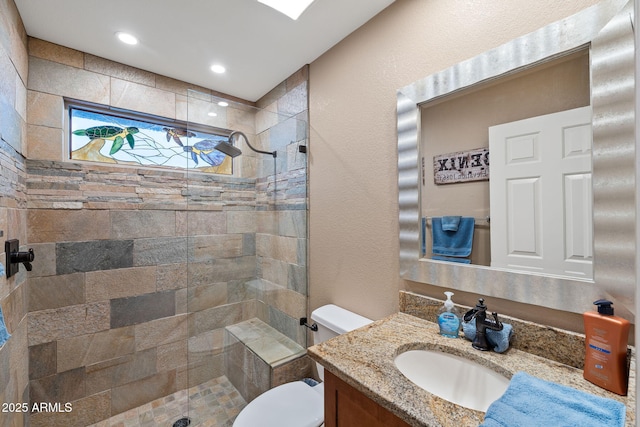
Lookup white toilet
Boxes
[232,304,373,427]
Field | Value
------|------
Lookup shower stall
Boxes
[23,67,309,426]
[179,88,311,425]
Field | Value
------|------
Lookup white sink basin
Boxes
[394,349,509,412]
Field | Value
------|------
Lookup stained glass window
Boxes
[68,101,233,175]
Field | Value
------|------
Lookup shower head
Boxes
[223,131,277,159]
[213,140,242,158]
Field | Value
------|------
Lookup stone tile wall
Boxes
[0,0,30,426]
[20,36,308,427]
[25,161,263,426]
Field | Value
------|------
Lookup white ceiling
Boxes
[15,0,395,102]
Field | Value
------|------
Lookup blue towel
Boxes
[462,321,513,353]
[432,255,471,264]
[432,217,475,257]
[482,372,626,427]
[0,306,10,347]
[441,216,461,231]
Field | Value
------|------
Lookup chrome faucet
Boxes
[463,298,503,351]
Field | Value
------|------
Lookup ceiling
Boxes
[14,0,395,102]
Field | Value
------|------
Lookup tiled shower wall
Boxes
[26,164,259,426]
[0,0,30,426]
[252,68,309,346]
[14,33,308,427]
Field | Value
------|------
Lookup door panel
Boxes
[489,106,592,278]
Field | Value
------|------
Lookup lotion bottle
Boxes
[583,299,630,395]
[438,291,461,338]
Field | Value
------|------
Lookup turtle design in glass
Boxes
[73,126,140,155]
[163,127,196,147]
[183,139,227,167]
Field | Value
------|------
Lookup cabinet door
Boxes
[324,370,410,427]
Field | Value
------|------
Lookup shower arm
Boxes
[229,131,277,158]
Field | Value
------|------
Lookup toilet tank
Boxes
[311,304,372,342]
[310,304,373,380]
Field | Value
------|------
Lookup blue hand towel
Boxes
[441,216,461,231]
[432,217,475,257]
[0,306,11,347]
[462,321,513,353]
[482,372,626,427]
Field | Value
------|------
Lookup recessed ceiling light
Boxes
[218,101,229,107]
[208,112,218,117]
[258,0,315,20]
[116,32,138,45]
[210,64,226,74]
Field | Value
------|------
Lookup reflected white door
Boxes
[489,106,592,279]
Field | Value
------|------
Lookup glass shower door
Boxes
[183,86,309,426]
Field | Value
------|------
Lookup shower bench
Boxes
[224,318,313,402]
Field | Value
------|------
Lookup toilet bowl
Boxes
[232,304,373,427]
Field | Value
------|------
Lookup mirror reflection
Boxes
[421,49,592,279]
[398,0,635,316]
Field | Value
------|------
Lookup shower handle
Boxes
[12,248,34,271]
[5,239,35,277]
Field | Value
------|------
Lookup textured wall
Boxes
[0,0,30,425]
[308,0,601,324]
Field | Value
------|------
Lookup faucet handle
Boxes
[488,312,504,331]
[463,308,477,322]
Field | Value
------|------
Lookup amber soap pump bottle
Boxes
[583,299,630,395]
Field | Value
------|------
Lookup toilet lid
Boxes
[233,381,324,427]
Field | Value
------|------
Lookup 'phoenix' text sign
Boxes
[433,148,489,184]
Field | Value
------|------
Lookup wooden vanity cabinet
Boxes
[324,370,411,427]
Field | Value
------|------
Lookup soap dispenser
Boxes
[583,299,630,395]
[438,291,461,338]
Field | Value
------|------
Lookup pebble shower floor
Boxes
[88,376,246,427]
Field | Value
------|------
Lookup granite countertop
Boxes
[307,312,636,427]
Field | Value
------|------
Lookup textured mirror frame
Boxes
[397,0,635,318]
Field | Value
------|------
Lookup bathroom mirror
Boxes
[420,49,591,273]
[397,0,635,318]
